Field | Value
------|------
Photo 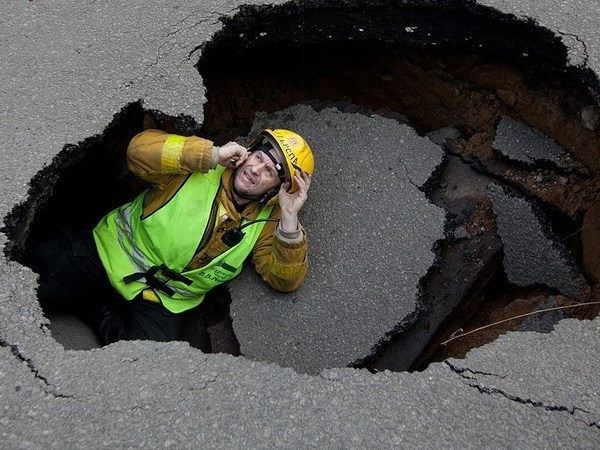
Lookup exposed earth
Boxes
[223,45,600,369]
[9,42,599,373]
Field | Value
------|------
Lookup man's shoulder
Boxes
[188,165,226,185]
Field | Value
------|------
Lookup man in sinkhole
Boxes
[31,128,314,346]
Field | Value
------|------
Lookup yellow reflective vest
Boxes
[93,165,273,313]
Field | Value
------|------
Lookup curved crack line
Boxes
[399,158,420,190]
[120,9,237,92]
[445,361,597,428]
[187,8,241,60]
[556,30,589,68]
[445,361,506,379]
[0,338,76,400]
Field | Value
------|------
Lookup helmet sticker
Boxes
[277,137,299,165]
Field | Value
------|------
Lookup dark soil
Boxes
[198,41,600,368]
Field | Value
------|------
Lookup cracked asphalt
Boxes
[230,106,445,374]
[1,0,599,447]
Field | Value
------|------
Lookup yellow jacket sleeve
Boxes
[127,129,215,189]
[251,217,309,292]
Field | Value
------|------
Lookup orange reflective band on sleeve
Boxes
[161,134,187,172]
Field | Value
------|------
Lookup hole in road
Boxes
[2,2,600,371]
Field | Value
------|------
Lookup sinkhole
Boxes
[3,2,600,374]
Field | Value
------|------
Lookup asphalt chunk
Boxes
[488,183,587,298]
[229,105,446,374]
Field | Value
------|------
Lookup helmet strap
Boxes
[258,187,280,205]
[256,146,286,204]
[256,145,287,184]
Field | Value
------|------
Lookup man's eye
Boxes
[256,153,275,177]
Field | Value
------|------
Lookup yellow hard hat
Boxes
[254,129,315,193]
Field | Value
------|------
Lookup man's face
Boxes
[233,149,284,198]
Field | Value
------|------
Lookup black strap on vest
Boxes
[123,264,192,297]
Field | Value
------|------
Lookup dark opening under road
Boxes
[2,1,599,373]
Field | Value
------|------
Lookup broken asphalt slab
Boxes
[2,334,598,447]
[488,183,587,298]
[229,106,445,374]
[1,0,600,447]
[445,317,600,431]
[518,296,566,333]
[371,154,505,372]
[492,115,570,170]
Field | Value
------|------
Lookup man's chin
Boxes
[233,180,253,197]
[233,182,260,201]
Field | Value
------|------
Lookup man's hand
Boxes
[217,142,248,168]
[278,169,312,233]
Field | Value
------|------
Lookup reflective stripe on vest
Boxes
[115,205,197,298]
[93,166,273,313]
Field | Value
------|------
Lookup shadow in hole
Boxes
[6,102,239,355]
[41,285,240,354]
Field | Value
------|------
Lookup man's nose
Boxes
[251,162,268,174]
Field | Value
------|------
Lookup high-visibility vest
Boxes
[93,166,273,313]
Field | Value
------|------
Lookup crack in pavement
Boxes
[0,337,75,400]
[190,373,220,391]
[445,361,599,429]
[162,7,241,63]
[398,158,420,191]
[397,158,447,246]
[556,30,590,67]
[119,8,237,92]
[445,361,506,379]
